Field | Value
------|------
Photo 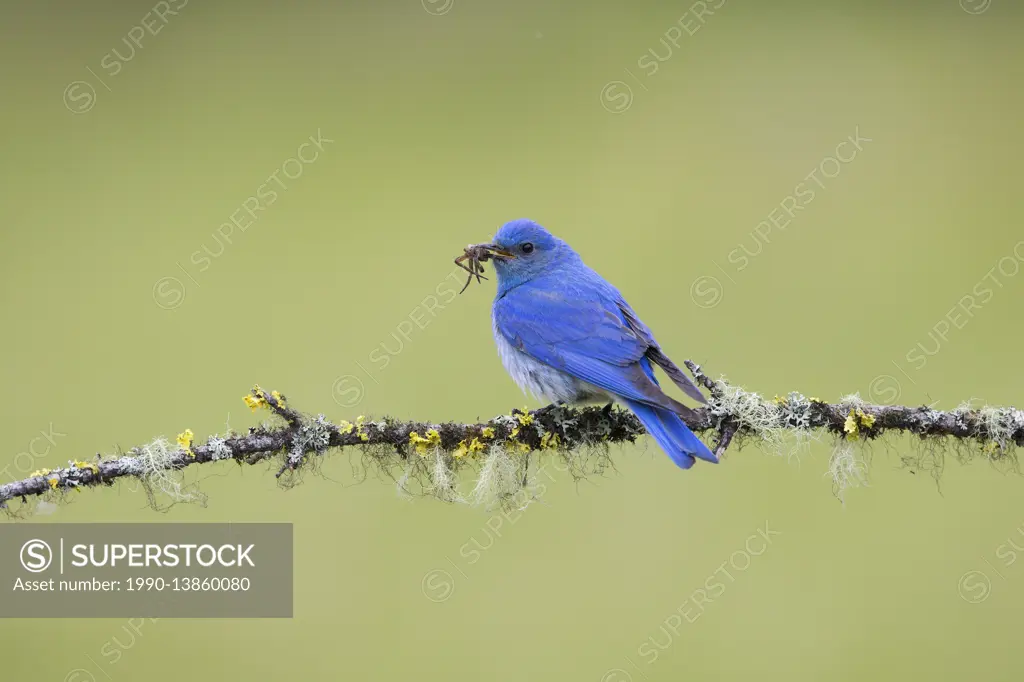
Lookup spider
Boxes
[453,243,515,294]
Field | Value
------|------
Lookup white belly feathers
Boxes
[492,316,612,405]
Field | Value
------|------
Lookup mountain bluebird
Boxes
[468,219,717,469]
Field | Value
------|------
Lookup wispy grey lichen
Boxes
[1,365,1021,514]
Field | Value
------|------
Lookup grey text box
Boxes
[0,523,292,618]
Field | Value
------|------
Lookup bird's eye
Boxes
[520,242,535,254]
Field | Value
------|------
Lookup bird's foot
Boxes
[533,401,567,419]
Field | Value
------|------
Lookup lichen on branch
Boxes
[1,364,1021,513]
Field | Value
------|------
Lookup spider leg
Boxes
[454,255,478,293]
[471,257,488,284]
[453,250,494,293]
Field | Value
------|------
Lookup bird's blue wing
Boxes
[493,282,695,415]
[616,300,708,404]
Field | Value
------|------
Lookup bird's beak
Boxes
[474,243,516,260]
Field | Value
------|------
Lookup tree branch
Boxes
[2,364,1021,510]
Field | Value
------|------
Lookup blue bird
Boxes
[467,219,717,469]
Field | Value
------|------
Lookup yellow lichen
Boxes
[270,390,286,408]
[481,427,496,439]
[516,408,534,426]
[72,460,100,474]
[244,385,268,412]
[773,395,786,405]
[30,468,52,478]
[409,432,427,454]
[540,432,561,449]
[844,410,860,439]
[410,428,441,456]
[455,437,487,459]
[176,429,195,457]
[338,417,370,441]
[47,477,59,490]
[844,408,875,440]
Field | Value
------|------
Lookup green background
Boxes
[2,1,1023,680]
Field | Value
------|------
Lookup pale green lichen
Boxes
[296,414,332,453]
[826,442,870,502]
[706,381,878,497]
[393,446,457,502]
[839,393,866,408]
[207,436,233,461]
[772,392,821,465]
[975,406,1024,455]
[428,449,464,504]
[18,376,1020,514]
[133,437,207,511]
[708,381,787,451]
[470,445,522,509]
[395,459,416,501]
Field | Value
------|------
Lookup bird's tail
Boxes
[624,399,718,469]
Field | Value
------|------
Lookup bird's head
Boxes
[469,219,578,293]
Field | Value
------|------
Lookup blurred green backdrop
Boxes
[2,0,1023,680]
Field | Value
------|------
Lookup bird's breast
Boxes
[491,318,611,405]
